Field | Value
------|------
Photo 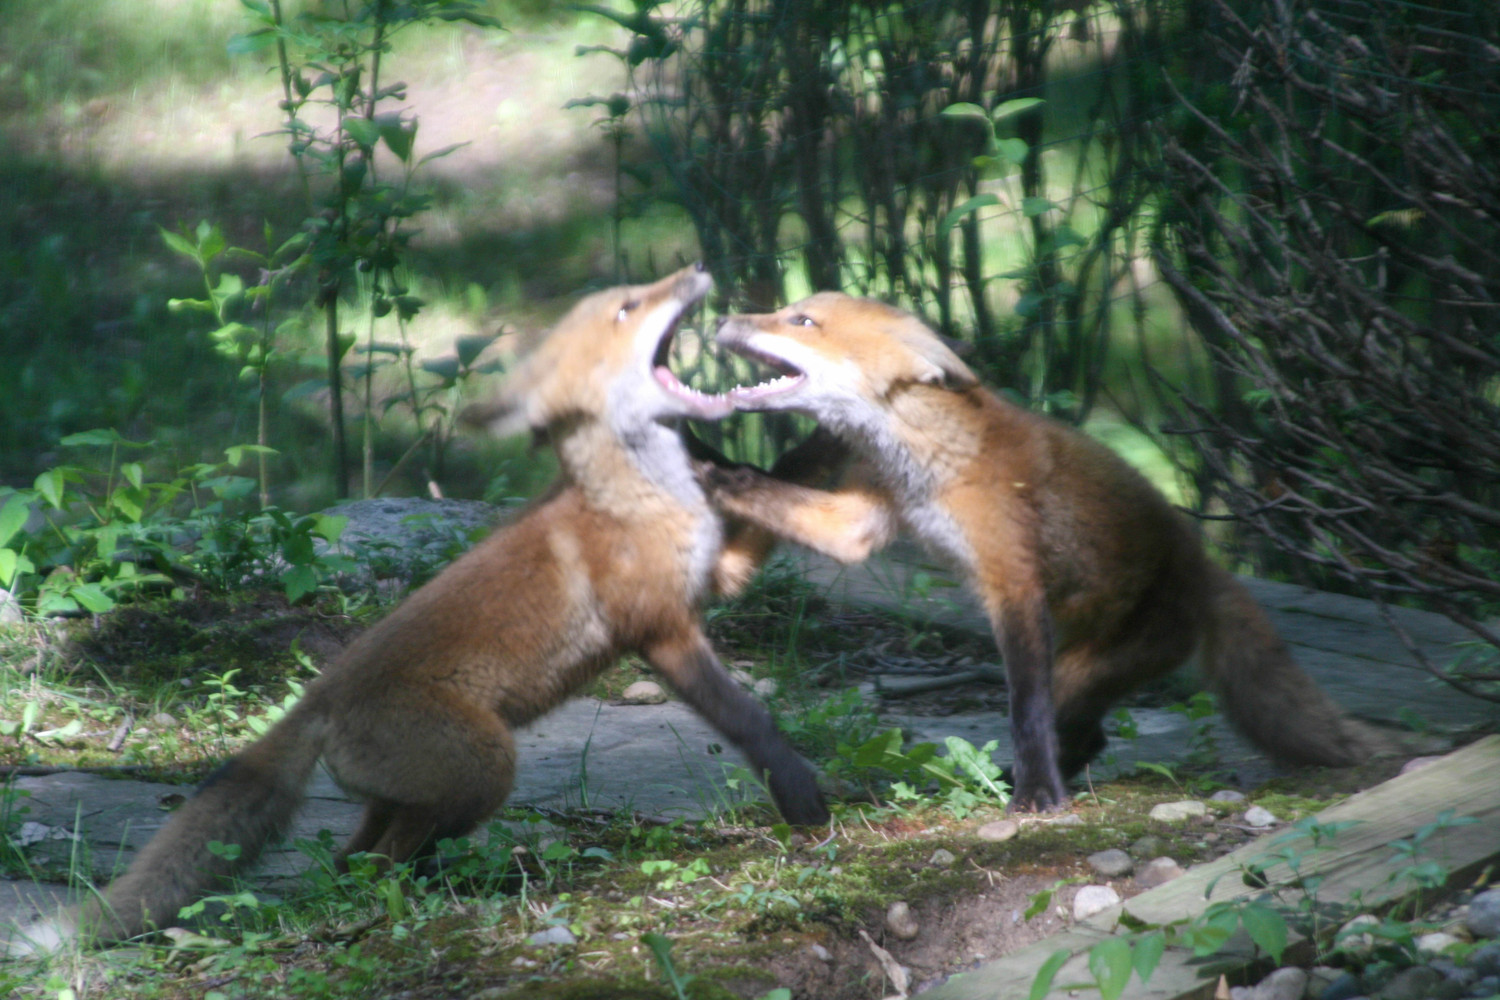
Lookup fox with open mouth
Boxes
[703,292,1389,812]
[7,265,832,955]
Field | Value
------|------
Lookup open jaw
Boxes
[719,339,807,410]
[651,304,737,421]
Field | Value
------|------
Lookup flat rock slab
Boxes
[0,696,757,933]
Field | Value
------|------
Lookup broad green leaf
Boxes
[1088,937,1134,1000]
[377,114,415,162]
[60,428,125,448]
[456,333,498,368]
[1240,904,1288,964]
[281,564,318,603]
[0,549,18,587]
[35,469,66,509]
[939,194,999,238]
[168,297,215,314]
[941,102,990,122]
[160,227,200,260]
[0,495,29,548]
[992,97,1045,122]
[1029,948,1071,1000]
[224,444,279,466]
[121,462,144,490]
[1132,931,1166,983]
[226,29,278,54]
[421,357,462,384]
[308,513,348,544]
[997,137,1029,165]
[1023,197,1055,218]
[69,583,115,614]
[344,116,380,149]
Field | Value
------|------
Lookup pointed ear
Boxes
[895,322,979,390]
[460,394,531,440]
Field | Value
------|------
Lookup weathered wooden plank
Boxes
[917,736,1500,1000]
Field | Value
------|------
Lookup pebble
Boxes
[1149,800,1207,822]
[977,819,1020,843]
[1250,966,1307,1000]
[1430,958,1475,988]
[1376,965,1441,1000]
[1129,835,1168,859]
[809,943,832,963]
[1087,849,1134,878]
[752,677,779,698]
[1072,885,1121,921]
[1470,976,1500,998]
[1320,971,1365,1000]
[886,901,920,940]
[1210,789,1247,803]
[1048,813,1084,827]
[1467,889,1500,939]
[1336,914,1380,960]
[929,848,957,867]
[1470,942,1500,977]
[1244,805,1279,828]
[151,711,179,728]
[1135,857,1185,888]
[1417,931,1463,956]
[1304,966,1341,1000]
[619,680,667,705]
[528,925,577,947]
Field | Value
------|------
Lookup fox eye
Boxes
[617,299,640,322]
[790,314,816,328]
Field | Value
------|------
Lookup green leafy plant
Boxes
[838,728,1010,817]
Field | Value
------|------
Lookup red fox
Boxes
[8,265,827,954]
[705,292,1388,811]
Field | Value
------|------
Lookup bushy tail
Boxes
[1203,569,1391,767]
[17,701,328,953]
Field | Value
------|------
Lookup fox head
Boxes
[463,264,728,439]
[716,292,977,426]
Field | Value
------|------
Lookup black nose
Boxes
[693,260,707,273]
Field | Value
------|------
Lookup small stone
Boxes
[1048,813,1084,827]
[1136,857,1185,888]
[1400,755,1444,775]
[151,711,179,728]
[977,819,1020,842]
[1072,885,1121,921]
[1377,966,1441,1000]
[1470,976,1500,998]
[1251,967,1307,1000]
[886,901,920,940]
[1129,835,1168,859]
[619,680,667,705]
[1467,888,1500,939]
[1336,914,1381,961]
[1087,849,1134,878]
[528,925,577,947]
[1430,958,1475,988]
[752,677,779,698]
[1210,789,1247,803]
[1319,971,1365,1000]
[809,943,832,963]
[1149,800,1207,822]
[929,848,957,867]
[1417,931,1463,956]
[1232,987,1253,1000]
[1304,966,1342,1000]
[0,588,21,624]
[1244,806,1279,828]
[1470,941,1500,977]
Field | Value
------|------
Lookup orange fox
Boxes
[706,293,1387,811]
[8,266,827,954]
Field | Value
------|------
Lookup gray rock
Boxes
[1377,966,1441,1000]
[619,681,667,705]
[1320,972,1365,1000]
[1467,888,1500,939]
[151,711,179,729]
[1250,966,1307,1000]
[1072,885,1121,921]
[1128,835,1168,859]
[1417,931,1463,956]
[1470,976,1499,998]
[1470,941,1500,977]
[886,901,920,940]
[1047,813,1084,827]
[809,943,832,963]
[1210,789,1247,803]
[322,497,497,587]
[1149,800,1207,822]
[752,677,779,698]
[1399,755,1444,775]
[527,924,577,947]
[1244,805,1279,828]
[1086,849,1134,878]
[928,848,957,867]
[1336,914,1381,960]
[1430,958,1475,988]
[1304,966,1342,1000]
[977,819,1020,843]
[1136,857,1185,888]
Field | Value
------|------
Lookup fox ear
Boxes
[897,323,979,390]
[460,394,532,440]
